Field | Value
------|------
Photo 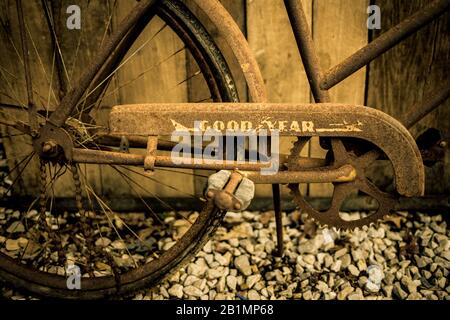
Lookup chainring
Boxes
[287,137,397,230]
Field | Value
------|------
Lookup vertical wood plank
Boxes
[367,0,450,194]
[247,0,313,198]
[310,0,369,197]
[105,1,194,201]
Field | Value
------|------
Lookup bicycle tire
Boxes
[0,0,242,299]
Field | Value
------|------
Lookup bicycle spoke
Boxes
[109,165,164,225]
[41,0,72,93]
[16,0,38,132]
[119,165,205,202]
[156,167,210,179]
[0,19,23,65]
[82,52,195,111]
[0,67,27,110]
[1,151,33,179]
[83,182,138,268]
[113,165,177,212]
[25,22,59,108]
[194,96,213,103]
[99,0,118,48]
[115,165,198,225]
[46,50,57,119]
[0,132,27,138]
[76,168,148,266]
[0,66,51,110]
[76,23,170,114]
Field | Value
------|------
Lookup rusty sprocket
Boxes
[287,137,397,230]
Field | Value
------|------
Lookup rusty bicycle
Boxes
[0,0,448,299]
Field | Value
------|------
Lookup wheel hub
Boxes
[32,124,74,162]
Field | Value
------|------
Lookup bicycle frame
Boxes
[4,0,448,299]
[33,0,449,172]
[284,0,449,124]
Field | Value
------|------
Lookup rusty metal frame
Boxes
[193,0,267,103]
[36,0,448,174]
[39,0,448,132]
[72,148,356,184]
[2,0,448,300]
[319,0,449,91]
[27,0,446,202]
[284,0,449,124]
[16,0,444,203]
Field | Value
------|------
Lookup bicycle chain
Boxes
[39,160,65,263]
[71,164,120,282]
[72,164,99,275]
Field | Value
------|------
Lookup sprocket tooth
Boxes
[307,215,329,229]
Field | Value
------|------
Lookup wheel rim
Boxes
[0,0,239,298]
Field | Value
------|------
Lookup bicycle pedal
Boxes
[205,170,255,211]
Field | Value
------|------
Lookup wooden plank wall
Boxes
[247,0,368,198]
[367,0,450,194]
[0,0,448,207]
[247,0,312,198]
[104,1,193,200]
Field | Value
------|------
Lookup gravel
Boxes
[1,208,449,300]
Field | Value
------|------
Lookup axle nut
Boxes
[42,140,58,155]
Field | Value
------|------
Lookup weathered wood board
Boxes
[310,0,369,197]
[0,0,447,211]
[367,0,450,194]
[247,0,313,198]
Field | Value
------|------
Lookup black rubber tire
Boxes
[0,0,238,299]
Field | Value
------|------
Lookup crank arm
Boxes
[109,103,424,197]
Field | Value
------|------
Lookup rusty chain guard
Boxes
[110,103,425,198]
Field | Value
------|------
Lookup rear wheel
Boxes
[0,0,242,299]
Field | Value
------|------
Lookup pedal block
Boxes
[205,170,255,211]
